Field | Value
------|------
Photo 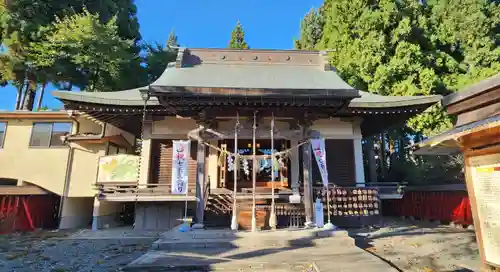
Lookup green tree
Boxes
[0,0,142,109]
[427,0,500,90]
[228,21,249,49]
[315,0,499,184]
[28,9,135,92]
[166,29,179,48]
[142,42,178,83]
[295,8,324,50]
[318,0,499,136]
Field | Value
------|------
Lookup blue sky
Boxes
[0,0,322,110]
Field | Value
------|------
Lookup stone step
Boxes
[152,229,353,250]
[125,243,397,272]
[160,228,349,240]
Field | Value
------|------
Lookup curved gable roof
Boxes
[52,88,441,109]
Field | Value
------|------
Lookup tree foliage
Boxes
[166,29,179,48]
[228,21,249,49]
[142,42,178,83]
[28,9,135,92]
[299,0,500,184]
[294,8,324,50]
[0,0,141,109]
[315,0,499,136]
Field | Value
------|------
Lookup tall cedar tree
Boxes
[167,30,179,48]
[317,0,499,136]
[228,21,249,49]
[303,0,499,184]
[142,42,178,83]
[294,8,324,50]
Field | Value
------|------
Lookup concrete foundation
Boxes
[91,199,122,230]
[59,197,93,229]
[134,202,189,230]
[92,214,121,230]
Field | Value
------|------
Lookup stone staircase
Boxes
[124,228,358,271]
[204,193,232,228]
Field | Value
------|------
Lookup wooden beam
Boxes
[22,198,35,230]
[447,86,500,115]
[0,112,72,120]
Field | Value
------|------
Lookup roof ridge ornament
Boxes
[320,49,336,71]
[175,47,187,68]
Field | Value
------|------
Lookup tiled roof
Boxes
[52,47,441,109]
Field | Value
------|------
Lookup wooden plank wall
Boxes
[150,139,198,191]
[311,139,355,186]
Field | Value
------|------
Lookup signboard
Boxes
[289,194,301,204]
[315,198,324,227]
[171,140,191,195]
[97,155,139,183]
[311,138,328,187]
[469,153,500,267]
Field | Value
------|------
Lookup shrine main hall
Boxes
[53,47,440,230]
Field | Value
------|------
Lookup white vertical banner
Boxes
[171,140,191,194]
[311,138,329,188]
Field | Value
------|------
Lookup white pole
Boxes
[184,141,189,225]
[230,113,240,230]
[251,111,257,232]
[269,112,277,229]
[323,184,336,230]
[326,186,332,224]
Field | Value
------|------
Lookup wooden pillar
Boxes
[366,137,377,183]
[251,111,257,232]
[354,137,366,187]
[193,141,206,229]
[138,121,152,185]
[207,140,219,189]
[302,140,314,227]
[380,132,387,179]
[290,138,300,191]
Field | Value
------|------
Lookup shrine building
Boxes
[52,48,441,230]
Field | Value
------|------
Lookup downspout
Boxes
[58,114,107,226]
[57,112,80,224]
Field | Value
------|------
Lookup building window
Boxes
[107,143,127,155]
[30,122,72,147]
[107,144,119,155]
[0,122,6,148]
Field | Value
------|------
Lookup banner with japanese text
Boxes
[171,140,191,194]
[311,138,329,188]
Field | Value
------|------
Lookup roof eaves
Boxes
[348,95,442,108]
[52,90,158,106]
[442,73,500,107]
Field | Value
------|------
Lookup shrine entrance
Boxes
[220,139,291,191]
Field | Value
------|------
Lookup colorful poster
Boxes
[171,140,191,194]
[97,155,139,183]
[311,138,329,188]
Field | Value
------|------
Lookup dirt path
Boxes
[351,217,480,272]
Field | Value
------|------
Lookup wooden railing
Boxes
[95,182,196,200]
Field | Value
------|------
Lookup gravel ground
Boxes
[351,217,481,272]
[0,220,481,272]
[0,230,157,272]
